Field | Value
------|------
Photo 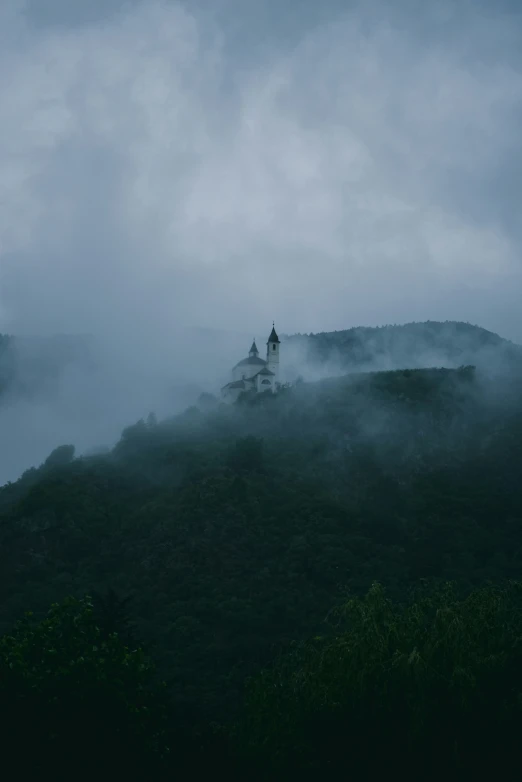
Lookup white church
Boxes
[221,324,281,402]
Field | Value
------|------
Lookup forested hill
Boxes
[1,364,522,730]
[284,320,522,377]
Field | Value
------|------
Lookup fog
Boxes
[1,0,522,483]
[0,327,251,484]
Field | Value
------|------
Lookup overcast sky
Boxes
[1,0,522,343]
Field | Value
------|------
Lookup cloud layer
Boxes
[0,0,521,343]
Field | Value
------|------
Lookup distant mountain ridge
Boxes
[283,321,522,379]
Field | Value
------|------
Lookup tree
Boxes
[91,587,135,642]
[238,582,522,781]
[0,596,169,776]
[227,436,264,472]
[44,444,75,468]
[147,411,158,428]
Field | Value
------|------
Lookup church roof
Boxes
[233,355,267,369]
[222,380,246,390]
[249,340,259,355]
[267,324,280,344]
[245,368,275,381]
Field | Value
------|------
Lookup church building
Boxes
[221,324,281,402]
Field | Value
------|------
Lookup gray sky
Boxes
[1,0,522,343]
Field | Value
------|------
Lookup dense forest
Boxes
[285,319,522,376]
[2,353,522,776]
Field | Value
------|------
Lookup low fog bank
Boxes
[0,326,251,486]
[1,319,521,487]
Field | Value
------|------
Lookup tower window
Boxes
[273,344,276,351]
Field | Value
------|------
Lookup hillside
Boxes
[284,320,522,379]
[1,364,522,727]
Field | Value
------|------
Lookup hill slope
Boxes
[284,321,522,380]
[1,365,522,721]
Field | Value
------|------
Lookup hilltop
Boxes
[283,320,522,379]
[1,321,520,404]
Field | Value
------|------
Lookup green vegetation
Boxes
[3,583,522,778]
[0,596,169,776]
[287,319,522,371]
[1,360,522,776]
[238,581,522,780]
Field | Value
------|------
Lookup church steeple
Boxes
[249,339,259,357]
[267,322,280,344]
[266,322,280,380]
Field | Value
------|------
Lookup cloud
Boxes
[0,0,521,342]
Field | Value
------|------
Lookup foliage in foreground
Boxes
[0,596,169,776]
[3,584,522,780]
[238,581,522,780]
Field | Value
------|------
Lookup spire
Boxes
[267,322,280,344]
[249,339,259,356]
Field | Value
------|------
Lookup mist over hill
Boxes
[1,320,520,487]
[283,321,522,382]
[0,329,232,486]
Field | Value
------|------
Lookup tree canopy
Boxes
[1,362,522,776]
[0,596,169,776]
[238,581,522,780]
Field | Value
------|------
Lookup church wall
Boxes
[259,377,273,392]
[233,360,266,383]
[233,365,251,382]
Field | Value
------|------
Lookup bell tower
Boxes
[266,323,280,381]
